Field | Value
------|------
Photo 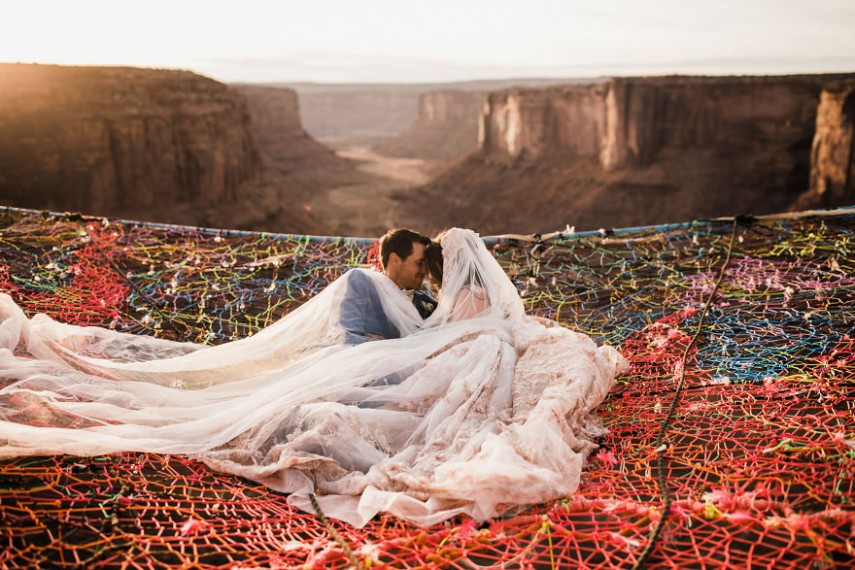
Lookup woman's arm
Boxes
[449,287,490,321]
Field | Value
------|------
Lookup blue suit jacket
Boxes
[339,269,436,344]
[413,289,438,319]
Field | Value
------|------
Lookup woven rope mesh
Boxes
[1,206,852,568]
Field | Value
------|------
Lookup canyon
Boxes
[0,64,853,237]
[288,78,589,143]
[374,90,486,175]
[395,74,855,234]
[0,64,261,226]
[0,65,366,233]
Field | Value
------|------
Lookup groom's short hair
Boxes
[380,228,430,269]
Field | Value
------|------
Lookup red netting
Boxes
[1,206,853,568]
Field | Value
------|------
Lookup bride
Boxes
[0,228,627,528]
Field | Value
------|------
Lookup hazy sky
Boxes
[1,0,853,84]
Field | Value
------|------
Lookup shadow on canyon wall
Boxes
[1,63,853,237]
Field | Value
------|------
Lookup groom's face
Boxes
[387,242,427,290]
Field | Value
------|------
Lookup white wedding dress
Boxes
[0,228,627,527]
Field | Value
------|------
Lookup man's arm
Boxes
[340,270,400,344]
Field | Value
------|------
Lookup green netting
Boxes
[1,205,853,568]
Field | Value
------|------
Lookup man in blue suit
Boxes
[341,228,437,344]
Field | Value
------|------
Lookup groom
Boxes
[341,228,437,344]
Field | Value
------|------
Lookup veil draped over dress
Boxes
[0,228,628,527]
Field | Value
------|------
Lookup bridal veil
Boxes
[0,228,627,527]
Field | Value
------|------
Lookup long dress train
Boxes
[0,228,627,527]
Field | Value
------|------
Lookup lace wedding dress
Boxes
[0,228,628,527]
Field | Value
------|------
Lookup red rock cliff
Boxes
[797,81,855,209]
[289,79,584,142]
[377,90,484,168]
[481,85,607,162]
[233,84,347,166]
[480,76,832,171]
[0,64,261,217]
[222,84,367,234]
[402,74,855,234]
[600,76,829,171]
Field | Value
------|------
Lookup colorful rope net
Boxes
[0,206,853,569]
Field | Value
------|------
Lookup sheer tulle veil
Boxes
[0,228,627,527]
[425,228,525,325]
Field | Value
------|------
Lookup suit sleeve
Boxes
[340,270,400,344]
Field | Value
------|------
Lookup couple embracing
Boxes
[340,228,498,344]
[341,228,439,345]
[0,227,628,527]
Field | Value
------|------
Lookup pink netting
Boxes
[1,206,852,568]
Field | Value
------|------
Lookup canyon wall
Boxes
[287,78,599,142]
[239,85,303,133]
[376,90,484,168]
[797,80,855,209]
[401,74,855,234]
[480,84,608,162]
[479,76,834,171]
[227,84,370,234]
[0,64,261,218]
[600,76,829,172]
[234,84,348,166]
[286,84,424,140]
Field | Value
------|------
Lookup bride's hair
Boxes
[423,228,526,325]
[425,240,443,284]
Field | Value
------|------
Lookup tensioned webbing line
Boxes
[630,218,740,569]
[309,493,365,570]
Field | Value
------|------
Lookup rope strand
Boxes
[631,218,740,568]
[309,493,366,570]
